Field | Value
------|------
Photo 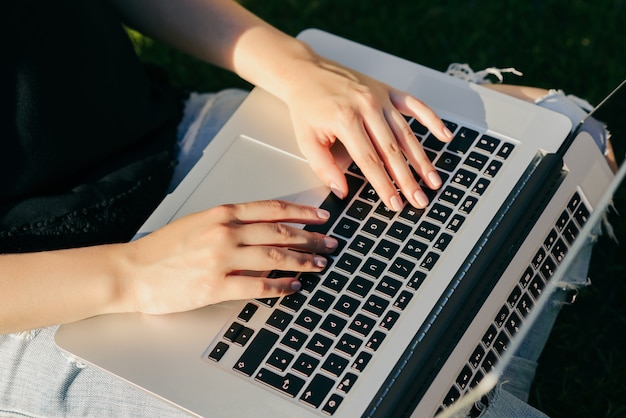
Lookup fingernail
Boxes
[390,195,403,212]
[290,281,302,291]
[316,209,330,219]
[443,126,454,139]
[324,236,338,249]
[330,183,344,199]
[314,256,328,268]
[428,171,442,189]
[414,190,430,208]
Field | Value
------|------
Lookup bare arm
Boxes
[109,0,453,211]
[0,201,336,334]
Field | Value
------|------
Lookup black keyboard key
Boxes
[443,386,461,407]
[427,203,453,224]
[407,271,427,291]
[476,135,501,154]
[363,294,389,317]
[292,352,320,376]
[379,310,400,331]
[295,309,322,332]
[281,328,308,351]
[448,127,479,155]
[399,204,424,224]
[459,196,479,214]
[322,353,350,377]
[494,331,509,355]
[494,305,509,328]
[266,309,293,332]
[349,313,376,337]
[505,311,522,337]
[469,345,485,369]
[347,276,374,298]
[234,328,279,376]
[374,239,400,260]
[237,303,258,322]
[393,290,414,310]
[483,160,503,178]
[223,322,244,342]
[540,256,557,280]
[256,297,279,307]
[280,292,307,313]
[306,333,334,357]
[517,294,534,317]
[496,142,515,159]
[347,199,373,221]
[423,133,446,151]
[435,152,462,172]
[574,204,590,226]
[336,333,363,357]
[376,276,403,298]
[365,330,386,351]
[333,217,359,239]
[363,217,388,238]
[208,341,229,362]
[420,251,440,271]
[298,273,320,293]
[386,220,413,242]
[375,202,396,220]
[349,234,375,256]
[300,374,335,408]
[415,220,440,241]
[389,257,415,279]
[563,220,579,244]
[309,290,335,312]
[255,368,305,398]
[320,313,347,337]
[410,119,429,136]
[440,185,464,206]
[481,325,497,348]
[352,351,373,372]
[359,257,387,278]
[323,272,350,293]
[433,232,453,252]
[336,253,362,274]
[471,177,491,195]
[446,214,466,233]
[402,238,428,260]
[359,183,379,203]
[456,365,473,391]
[464,151,489,171]
[519,267,533,288]
[322,394,344,415]
[266,348,294,372]
[507,285,522,308]
[452,168,477,188]
[305,173,364,234]
[337,372,359,394]
[333,294,361,317]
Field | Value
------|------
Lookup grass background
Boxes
[131,1,625,416]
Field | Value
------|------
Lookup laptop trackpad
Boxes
[172,135,326,221]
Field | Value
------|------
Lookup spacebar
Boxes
[305,173,364,235]
[232,328,278,377]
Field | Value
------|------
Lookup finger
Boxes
[386,107,443,193]
[390,89,453,143]
[340,119,403,211]
[296,131,348,198]
[217,275,302,303]
[236,222,338,253]
[225,200,331,225]
[229,245,328,273]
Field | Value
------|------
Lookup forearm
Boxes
[109,0,320,103]
[0,244,131,334]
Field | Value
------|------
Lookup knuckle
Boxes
[265,247,285,263]
[272,223,294,241]
[264,199,289,212]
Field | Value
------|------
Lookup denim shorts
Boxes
[0,82,608,417]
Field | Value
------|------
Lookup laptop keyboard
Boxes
[439,190,591,413]
[205,118,515,415]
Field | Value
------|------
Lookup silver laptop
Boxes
[55,29,624,417]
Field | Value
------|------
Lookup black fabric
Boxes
[1,0,184,252]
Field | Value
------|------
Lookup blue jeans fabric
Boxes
[0,86,606,417]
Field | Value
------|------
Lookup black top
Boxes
[1,0,183,252]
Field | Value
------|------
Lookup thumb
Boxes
[297,133,348,199]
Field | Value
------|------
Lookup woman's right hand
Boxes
[122,200,338,315]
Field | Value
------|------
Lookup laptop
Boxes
[55,29,625,417]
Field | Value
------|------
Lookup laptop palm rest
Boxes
[170,135,327,222]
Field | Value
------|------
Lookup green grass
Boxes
[132,1,625,416]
